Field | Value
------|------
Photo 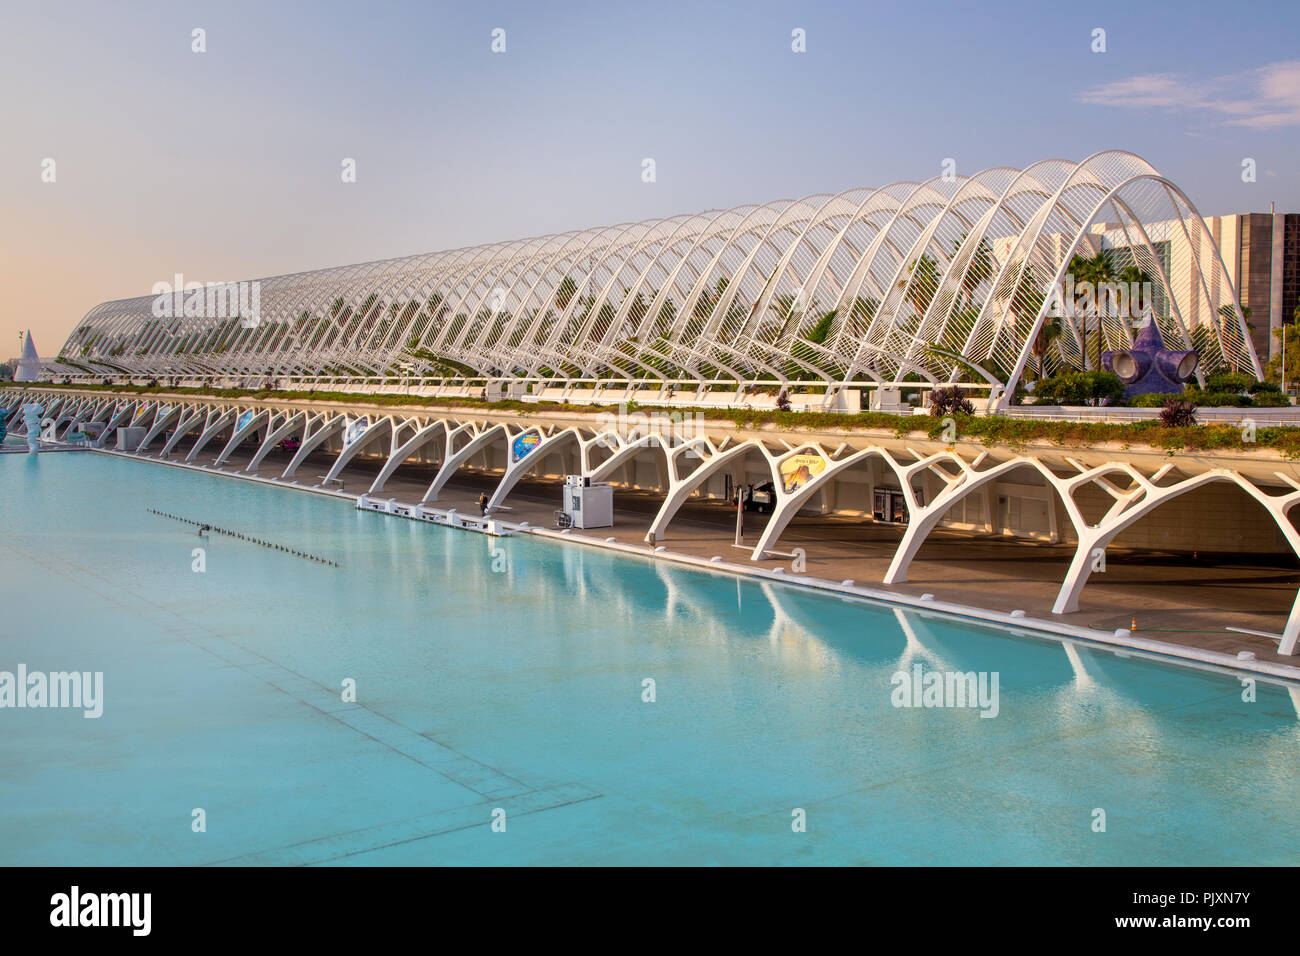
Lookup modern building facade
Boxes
[1204,211,1300,361]
[46,151,1260,411]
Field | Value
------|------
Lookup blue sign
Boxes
[343,417,371,447]
[511,431,541,463]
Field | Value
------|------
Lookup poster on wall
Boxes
[779,453,826,494]
[343,417,371,448]
[511,431,541,463]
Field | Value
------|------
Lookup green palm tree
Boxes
[1066,251,1114,368]
[1030,315,1063,380]
[1116,264,1155,327]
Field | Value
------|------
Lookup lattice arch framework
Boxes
[52,151,1260,407]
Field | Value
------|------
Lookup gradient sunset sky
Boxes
[3,0,1298,359]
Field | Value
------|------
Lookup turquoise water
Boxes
[1,451,1298,866]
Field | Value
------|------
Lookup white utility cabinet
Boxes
[562,477,614,529]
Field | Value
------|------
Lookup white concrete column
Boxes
[281,415,344,479]
[421,423,506,502]
[321,418,393,485]
[158,408,207,457]
[214,409,270,465]
[185,409,237,463]
[246,412,306,473]
[367,421,446,494]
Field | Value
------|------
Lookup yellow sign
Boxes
[779,454,825,494]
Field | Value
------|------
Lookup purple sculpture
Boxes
[1101,320,1198,398]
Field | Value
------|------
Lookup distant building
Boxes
[986,210,1298,366]
[1205,212,1300,360]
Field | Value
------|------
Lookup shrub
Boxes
[1204,371,1254,394]
[929,386,975,417]
[1250,380,1282,394]
[1034,370,1125,406]
[1249,391,1291,407]
[1128,391,1177,407]
[1030,376,1062,402]
[1159,398,1198,428]
[1190,391,1252,407]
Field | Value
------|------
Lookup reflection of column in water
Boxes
[588,552,635,621]
[653,560,680,622]
[562,544,587,601]
[438,521,459,582]
[484,535,513,585]
[390,523,428,601]
[656,561,756,639]
[406,520,430,589]
[1049,640,1107,725]
[892,607,953,673]
[1061,642,1095,689]
[762,581,792,650]
[758,581,837,669]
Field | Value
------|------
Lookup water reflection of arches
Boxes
[753,580,838,669]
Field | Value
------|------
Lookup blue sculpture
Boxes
[1101,319,1198,398]
[21,403,43,454]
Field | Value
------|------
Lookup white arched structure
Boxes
[44,153,1259,402]
[17,383,1300,657]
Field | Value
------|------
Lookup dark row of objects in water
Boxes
[146,508,339,567]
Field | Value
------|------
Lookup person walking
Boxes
[478,492,489,516]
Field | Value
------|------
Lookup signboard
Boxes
[235,410,254,433]
[779,453,825,494]
[511,431,542,463]
[343,417,370,448]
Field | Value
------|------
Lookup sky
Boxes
[2,0,1298,357]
